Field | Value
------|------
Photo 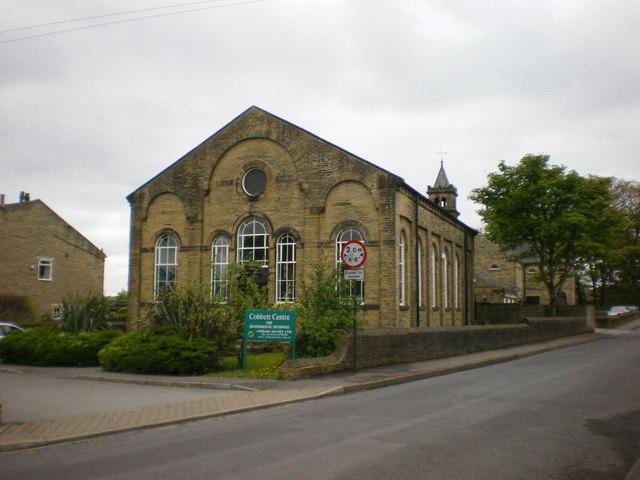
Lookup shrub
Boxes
[0,327,122,366]
[0,294,38,325]
[146,266,273,367]
[62,293,111,332]
[295,262,360,357]
[98,327,222,375]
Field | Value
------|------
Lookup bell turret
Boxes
[428,160,459,217]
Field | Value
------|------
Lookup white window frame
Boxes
[417,238,423,308]
[441,250,449,309]
[211,235,230,299]
[237,217,269,266]
[430,245,438,308]
[399,232,406,306]
[155,233,178,299]
[276,234,296,303]
[454,254,460,309]
[38,258,53,281]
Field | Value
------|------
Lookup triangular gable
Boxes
[127,105,404,201]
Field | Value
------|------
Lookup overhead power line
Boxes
[0,0,267,45]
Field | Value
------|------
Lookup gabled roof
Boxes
[128,105,405,199]
[0,199,106,260]
[128,106,476,232]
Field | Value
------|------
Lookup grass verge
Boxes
[213,352,287,379]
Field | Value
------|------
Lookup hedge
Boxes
[0,327,122,366]
[98,327,223,375]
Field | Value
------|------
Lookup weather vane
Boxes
[436,146,447,166]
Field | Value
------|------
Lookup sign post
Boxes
[340,240,367,372]
[243,310,296,371]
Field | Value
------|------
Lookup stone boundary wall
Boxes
[475,304,595,325]
[280,316,592,380]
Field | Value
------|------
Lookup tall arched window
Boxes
[237,217,269,265]
[441,250,449,309]
[155,233,178,298]
[336,226,364,300]
[430,244,438,308]
[454,254,460,309]
[417,238,423,308]
[211,235,229,299]
[399,232,406,306]
[276,234,296,303]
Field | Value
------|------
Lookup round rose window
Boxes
[242,168,267,197]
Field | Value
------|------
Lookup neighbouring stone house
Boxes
[0,193,106,319]
[474,236,576,305]
[126,106,477,330]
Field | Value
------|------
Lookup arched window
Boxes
[155,233,178,298]
[417,238,423,308]
[441,250,449,309]
[211,235,229,299]
[276,234,296,303]
[336,226,364,300]
[237,217,269,265]
[399,232,406,306]
[454,254,460,309]
[430,244,438,308]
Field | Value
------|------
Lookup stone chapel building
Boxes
[126,107,476,330]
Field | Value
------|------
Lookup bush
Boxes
[98,327,222,375]
[62,293,111,332]
[0,327,122,366]
[0,294,38,325]
[146,267,273,368]
[295,263,360,357]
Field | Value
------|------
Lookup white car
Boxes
[0,322,24,338]
[607,306,630,317]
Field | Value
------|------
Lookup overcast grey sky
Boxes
[2,0,639,295]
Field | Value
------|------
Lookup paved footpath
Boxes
[1,319,639,453]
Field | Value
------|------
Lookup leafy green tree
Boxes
[470,154,621,305]
[597,178,640,305]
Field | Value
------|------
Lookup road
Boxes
[2,329,639,480]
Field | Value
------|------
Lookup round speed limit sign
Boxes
[341,240,367,269]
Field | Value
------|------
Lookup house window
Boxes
[237,217,269,265]
[336,226,364,301]
[276,234,296,303]
[489,264,500,270]
[441,250,449,309]
[38,258,53,281]
[211,235,230,299]
[399,232,406,305]
[526,295,541,305]
[155,233,178,298]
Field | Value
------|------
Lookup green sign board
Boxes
[243,310,296,370]
[244,310,295,341]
